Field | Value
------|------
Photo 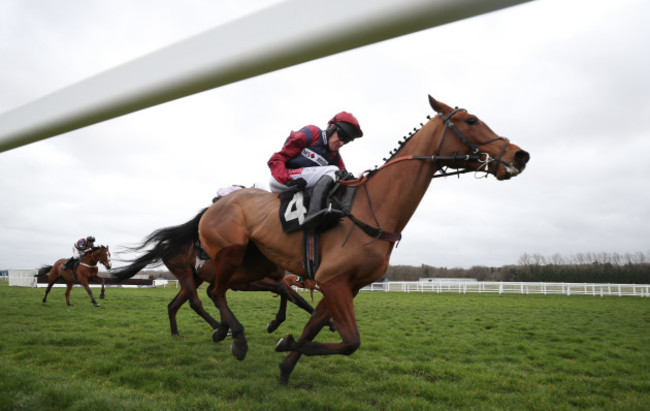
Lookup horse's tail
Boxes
[112,207,208,282]
[36,265,53,277]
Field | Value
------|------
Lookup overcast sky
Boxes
[1,0,649,271]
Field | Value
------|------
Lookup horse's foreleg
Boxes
[79,279,100,307]
[99,277,105,299]
[276,299,332,385]
[276,275,360,357]
[283,284,336,332]
[268,294,288,334]
[244,279,292,333]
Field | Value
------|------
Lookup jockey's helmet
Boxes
[329,112,363,144]
[86,235,96,243]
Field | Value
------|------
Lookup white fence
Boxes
[7,269,37,287]
[360,281,650,297]
[6,270,156,288]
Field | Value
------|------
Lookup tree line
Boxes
[385,251,650,284]
[129,251,650,284]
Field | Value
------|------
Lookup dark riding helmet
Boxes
[328,111,363,144]
[86,235,96,243]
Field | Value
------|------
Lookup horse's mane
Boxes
[383,115,432,163]
[364,114,432,179]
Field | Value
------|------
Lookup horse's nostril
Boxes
[515,150,530,165]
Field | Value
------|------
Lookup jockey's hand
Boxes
[286,178,307,189]
[335,169,355,180]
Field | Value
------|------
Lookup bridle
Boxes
[341,108,513,186]
[433,108,511,179]
[337,109,514,245]
[79,247,110,268]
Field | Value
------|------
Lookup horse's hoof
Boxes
[231,340,248,361]
[267,320,279,334]
[278,362,292,386]
[94,303,101,307]
[212,327,228,343]
[100,296,105,300]
[275,334,294,352]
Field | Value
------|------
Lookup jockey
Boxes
[62,235,96,270]
[268,111,363,230]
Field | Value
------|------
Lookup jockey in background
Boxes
[267,111,363,230]
[62,235,96,271]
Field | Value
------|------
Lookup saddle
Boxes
[279,179,357,234]
[279,176,357,279]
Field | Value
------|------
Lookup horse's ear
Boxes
[428,95,442,113]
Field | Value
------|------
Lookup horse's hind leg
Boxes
[64,283,73,306]
[206,244,248,360]
[42,282,54,303]
[168,289,188,336]
[169,278,220,337]
[42,269,59,303]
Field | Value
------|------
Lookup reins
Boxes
[79,247,108,269]
[338,109,512,245]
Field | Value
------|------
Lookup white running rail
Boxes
[360,281,650,297]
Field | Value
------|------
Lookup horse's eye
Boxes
[466,117,478,125]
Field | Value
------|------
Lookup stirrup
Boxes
[301,205,345,231]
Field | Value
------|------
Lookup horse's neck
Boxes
[358,120,442,234]
[81,251,98,265]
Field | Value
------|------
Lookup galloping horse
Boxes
[37,245,112,307]
[198,95,530,384]
[111,209,330,338]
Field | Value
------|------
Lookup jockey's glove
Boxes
[286,178,307,189]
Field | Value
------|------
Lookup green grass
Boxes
[1,282,648,410]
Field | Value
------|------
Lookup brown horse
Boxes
[111,209,331,338]
[37,245,112,307]
[198,95,530,384]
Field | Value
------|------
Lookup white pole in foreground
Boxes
[0,0,532,153]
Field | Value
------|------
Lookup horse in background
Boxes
[197,95,530,384]
[37,245,112,307]
[281,274,319,302]
[111,208,332,339]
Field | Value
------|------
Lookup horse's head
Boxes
[428,95,529,180]
[93,245,112,270]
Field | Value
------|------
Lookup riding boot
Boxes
[300,175,344,231]
[62,258,72,270]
